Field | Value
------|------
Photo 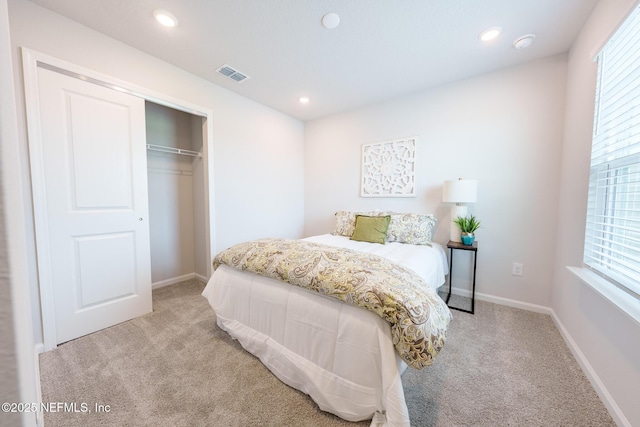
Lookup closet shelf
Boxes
[146,144,202,158]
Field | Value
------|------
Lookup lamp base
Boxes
[450,205,468,242]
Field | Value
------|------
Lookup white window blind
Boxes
[584,4,640,299]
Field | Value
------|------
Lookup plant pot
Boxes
[461,233,475,245]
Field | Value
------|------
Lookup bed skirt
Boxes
[203,265,411,426]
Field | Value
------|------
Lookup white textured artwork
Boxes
[361,137,416,197]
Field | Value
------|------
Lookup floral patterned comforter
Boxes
[213,238,452,369]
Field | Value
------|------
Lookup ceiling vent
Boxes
[216,64,249,83]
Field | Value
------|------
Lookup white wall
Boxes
[305,55,568,307]
[1,0,38,425]
[0,7,19,426]
[7,0,305,346]
[552,0,640,426]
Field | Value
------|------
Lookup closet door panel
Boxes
[74,232,138,308]
[67,92,133,209]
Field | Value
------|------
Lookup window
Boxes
[584,4,640,299]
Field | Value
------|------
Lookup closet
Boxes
[145,102,208,286]
[24,52,213,349]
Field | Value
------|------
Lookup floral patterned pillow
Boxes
[332,211,436,244]
[386,213,437,245]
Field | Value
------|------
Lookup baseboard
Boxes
[34,345,43,427]
[448,286,473,298]
[549,310,631,427]
[451,287,628,425]
[152,272,209,289]
[152,273,194,289]
[194,273,208,283]
[476,292,552,314]
[449,287,552,314]
[35,343,45,354]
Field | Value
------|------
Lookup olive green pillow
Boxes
[350,215,391,244]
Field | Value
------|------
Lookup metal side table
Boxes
[444,240,477,314]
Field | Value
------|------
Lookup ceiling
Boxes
[29,0,598,121]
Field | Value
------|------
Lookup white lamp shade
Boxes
[443,179,478,203]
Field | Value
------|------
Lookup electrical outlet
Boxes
[512,262,523,276]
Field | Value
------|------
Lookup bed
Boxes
[202,212,452,426]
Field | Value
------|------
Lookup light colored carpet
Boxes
[40,280,614,426]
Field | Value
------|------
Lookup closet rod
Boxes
[146,144,202,158]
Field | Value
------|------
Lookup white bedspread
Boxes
[202,235,448,426]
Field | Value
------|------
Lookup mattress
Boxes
[202,234,449,426]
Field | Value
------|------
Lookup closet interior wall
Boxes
[145,101,207,286]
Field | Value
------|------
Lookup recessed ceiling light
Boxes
[479,26,502,42]
[322,13,340,29]
[299,96,310,104]
[513,34,536,49]
[153,9,178,27]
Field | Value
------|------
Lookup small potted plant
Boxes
[453,215,481,245]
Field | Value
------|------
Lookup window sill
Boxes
[567,266,640,327]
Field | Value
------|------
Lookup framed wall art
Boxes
[361,136,417,197]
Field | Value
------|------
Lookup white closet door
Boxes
[36,67,152,344]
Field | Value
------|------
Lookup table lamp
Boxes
[443,178,478,242]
